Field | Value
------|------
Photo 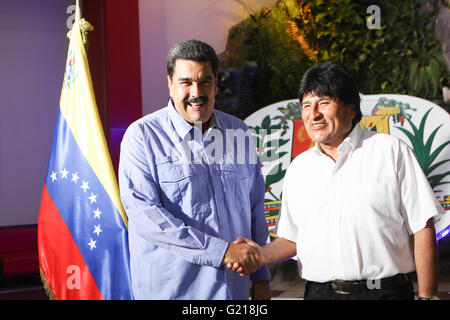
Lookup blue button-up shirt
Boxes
[118,101,270,299]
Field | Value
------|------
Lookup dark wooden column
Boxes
[83,0,143,175]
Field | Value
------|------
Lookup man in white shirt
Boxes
[229,61,444,300]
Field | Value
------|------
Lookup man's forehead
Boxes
[173,59,215,78]
[301,93,337,103]
[174,59,212,70]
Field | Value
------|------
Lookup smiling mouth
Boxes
[184,96,208,109]
[187,103,204,110]
[311,122,327,129]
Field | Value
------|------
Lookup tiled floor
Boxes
[269,259,450,300]
[0,276,48,300]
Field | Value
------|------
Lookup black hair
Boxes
[298,61,362,126]
[167,39,218,80]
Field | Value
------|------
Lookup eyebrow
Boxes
[177,75,214,82]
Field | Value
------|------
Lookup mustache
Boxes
[184,96,208,105]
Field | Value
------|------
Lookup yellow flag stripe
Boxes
[59,21,128,228]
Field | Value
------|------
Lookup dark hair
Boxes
[167,39,218,80]
[298,61,362,126]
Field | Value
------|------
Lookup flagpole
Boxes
[75,0,81,23]
[73,0,94,48]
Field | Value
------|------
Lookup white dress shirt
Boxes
[277,124,445,282]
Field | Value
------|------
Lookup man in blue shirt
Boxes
[118,39,271,299]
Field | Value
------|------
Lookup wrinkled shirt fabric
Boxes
[119,101,270,299]
[277,124,445,282]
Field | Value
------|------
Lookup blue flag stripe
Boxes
[45,112,133,299]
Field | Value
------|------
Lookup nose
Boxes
[311,105,321,119]
[306,104,322,120]
[190,82,200,97]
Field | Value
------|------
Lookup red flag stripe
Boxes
[291,119,314,159]
[38,184,103,300]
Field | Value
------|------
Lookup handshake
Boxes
[222,237,266,277]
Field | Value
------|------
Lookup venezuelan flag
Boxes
[37,17,133,300]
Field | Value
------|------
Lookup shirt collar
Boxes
[167,99,193,140]
[211,109,223,131]
[340,124,362,151]
[167,99,219,140]
[313,124,363,156]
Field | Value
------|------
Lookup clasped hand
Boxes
[222,237,264,277]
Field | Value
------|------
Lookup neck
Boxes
[201,119,210,134]
[319,124,356,162]
[319,144,339,162]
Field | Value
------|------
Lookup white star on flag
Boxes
[71,172,80,183]
[60,168,69,179]
[80,180,89,192]
[88,192,97,204]
[88,238,97,250]
[50,171,58,182]
[93,208,102,219]
[93,225,102,237]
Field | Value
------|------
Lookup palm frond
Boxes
[395,107,450,190]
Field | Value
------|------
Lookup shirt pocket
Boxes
[155,156,212,220]
[219,163,250,211]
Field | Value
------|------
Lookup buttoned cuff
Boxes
[203,236,229,268]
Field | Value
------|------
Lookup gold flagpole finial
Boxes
[71,0,94,48]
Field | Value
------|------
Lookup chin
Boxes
[198,113,213,123]
[309,134,324,142]
[186,109,212,123]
